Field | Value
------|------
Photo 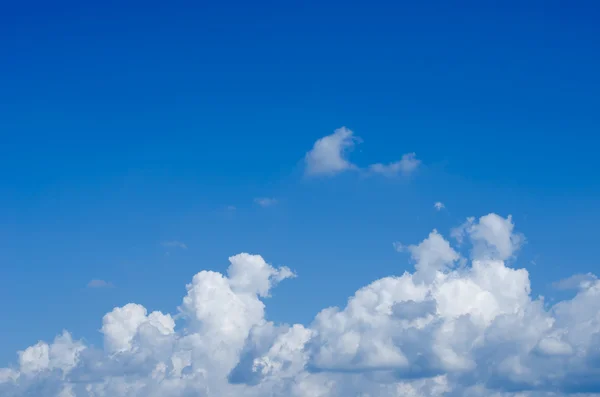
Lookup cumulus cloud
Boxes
[161,241,188,250]
[254,198,278,207]
[3,215,600,396]
[434,202,445,211]
[451,214,524,260]
[304,127,358,176]
[304,127,420,178]
[406,230,460,283]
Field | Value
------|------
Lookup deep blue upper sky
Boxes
[1,0,599,365]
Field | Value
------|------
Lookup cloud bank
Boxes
[304,127,420,177]
[3,214,600,396]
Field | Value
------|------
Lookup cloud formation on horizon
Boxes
[2,214,600,396]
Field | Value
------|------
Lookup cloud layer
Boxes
[3,215,600,396]
[304,127,420,177]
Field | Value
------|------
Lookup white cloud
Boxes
[101,303,175,354]
[368,152,421,177]
[304,127,358,176]
[552,273,597,290]
[254,197,278,207]
[304,127,420,178]
[406,229,460,283]
[161,241,188,249]
[87,279,114,288]
[17,332,85,376]
[3,214,600,396]
[434,202,445,211]
[451,214,523,260]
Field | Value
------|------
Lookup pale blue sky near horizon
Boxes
[1,0,599,365]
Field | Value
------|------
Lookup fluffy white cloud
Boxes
[2,215,600,396]
[407,230,460,282]
[434,202,445,211]
[101,303,175,354]
[304,127,358,176]
[304,127,420,178]
[452,214,524,260]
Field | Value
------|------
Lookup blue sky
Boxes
[1,1,600,395]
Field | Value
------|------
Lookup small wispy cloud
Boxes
[87,279,114,289]
[226,205,237,211]
[434,202,445,211]
[552,273,597,290]
[392,241,406,252]
[254,197,278,208]
[161,241,188,249]
[368,153,421,177]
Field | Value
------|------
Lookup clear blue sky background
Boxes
[1,0,599,365]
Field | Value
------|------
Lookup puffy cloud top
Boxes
[2,214,600,396]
